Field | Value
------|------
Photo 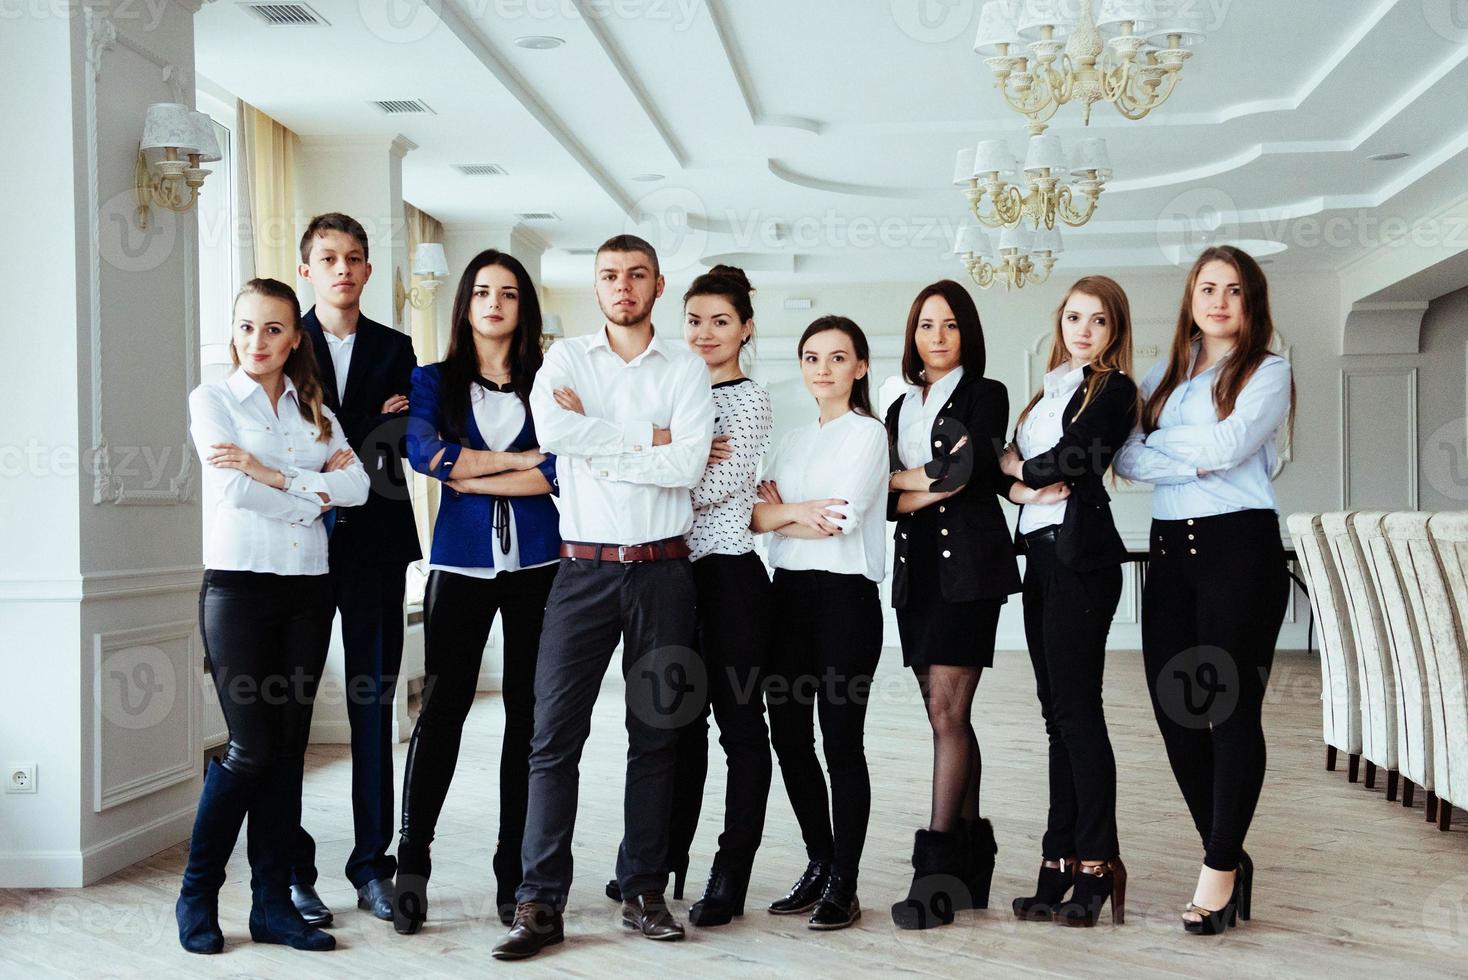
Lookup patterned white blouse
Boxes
[687,378,772,561]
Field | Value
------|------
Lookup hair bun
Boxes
[706,264,753,293]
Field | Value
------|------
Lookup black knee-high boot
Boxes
[176,759,254,954]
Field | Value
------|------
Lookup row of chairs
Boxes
[1288,512,1468,832]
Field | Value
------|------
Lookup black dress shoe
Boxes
[689,862,750,927]
[767,860,830,915]
[492,902,564,960]
[621,893,686,941]
[356,877,394,921]
[605,878,623,902]
[808,874,860,930]
[290,884,334,928]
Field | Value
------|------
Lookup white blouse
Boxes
[189,370,369,575]
[896,366,965,470]
[764,410,890,583]
[688,379,772,562]
[1015,363,1086,534]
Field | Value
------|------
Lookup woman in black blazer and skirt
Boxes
[999,275,1138,928]
[884,280,1021,929]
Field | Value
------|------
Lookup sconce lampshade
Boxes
[973,0,1022,54]
[1022,133,1066,175]
[542,313,565,339]
[1069,137,1112,178]
[998,223,1035,253]
[140,103,199,153]
[411,242,449,278]
[972,139,1017,176]
[187,111,222,163]
[952,147,976,186]
[1032,226,1065,255]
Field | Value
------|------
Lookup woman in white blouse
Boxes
[752,315,889,931]
[1113,245,1294,936]
[178,278,368,955]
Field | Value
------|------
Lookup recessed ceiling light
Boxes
[1367,152,1410,161]
[630,173,665,182]
[514,35,564,49]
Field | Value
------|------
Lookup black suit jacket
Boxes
[886,373,1022,609]
[1013,368,1136,572]
[303,307,422,565]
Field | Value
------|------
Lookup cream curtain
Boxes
[405,202,446,565]
[239,102,299,286]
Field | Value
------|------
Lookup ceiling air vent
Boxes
[453,164,509,176]
[516,212,559,221]
[238,2,329,26]
[371,99,435,115]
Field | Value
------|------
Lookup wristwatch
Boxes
[281,465,300,489]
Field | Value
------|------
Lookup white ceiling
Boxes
[195,0,1468,288]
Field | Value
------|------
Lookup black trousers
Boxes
[663,551,774,873]
[199,570,334,780]
[400,565,558,847]
[1021,537,1122,861]
[1142,509,1289,872]
[292,541,409,889]
[517,556,697,907]
[766,569,882,886]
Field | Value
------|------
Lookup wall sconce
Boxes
[541,313,564,352]
[135,102,220,229]
[394,243,450,324]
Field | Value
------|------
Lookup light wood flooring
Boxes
[3,648,1467,978]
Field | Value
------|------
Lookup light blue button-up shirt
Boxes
[1113,343,1292,520]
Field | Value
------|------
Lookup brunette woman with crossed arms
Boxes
[884,281,1020,930]
[394,249,562,933]
[1114,245,1293,935]
[999,275,1139,928]
[178,278,368,954]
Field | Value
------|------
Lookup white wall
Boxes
[1417,286,1468,511]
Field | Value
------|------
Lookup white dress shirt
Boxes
[189,369,370,574]
[896,366,965,472]
[1016,363,1086,534]
[1113,343,1292,520]
[322,330,355,403]
[765,410,890,583]
[529,327,715,545]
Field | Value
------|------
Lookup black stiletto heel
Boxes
[1237,850,1253,923]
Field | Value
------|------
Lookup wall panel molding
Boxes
[1341,365,1419,509]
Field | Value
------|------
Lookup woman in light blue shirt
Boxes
[1114,245,1294,937]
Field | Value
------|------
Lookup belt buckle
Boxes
[618,544,632,563]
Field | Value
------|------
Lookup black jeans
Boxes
[766,569,882,886]
[292,553,409,889]
[400,565,558,848]
[198,570,334,780]
[1021,537,1122,861]
[517,556,698,907]
[1142,509,1289,872]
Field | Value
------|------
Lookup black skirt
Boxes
[896,506,1004,669]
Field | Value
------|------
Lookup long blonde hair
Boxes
[229,278,333,443]
[1015,275,1137,436]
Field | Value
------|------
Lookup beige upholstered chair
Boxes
[1321,512,1399,798]
[1287,512,1362,779]
[1384,512,1466,831]
[1423,513,1468,832]
[1356,511,1433,810]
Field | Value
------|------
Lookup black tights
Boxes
[913,665,982,833]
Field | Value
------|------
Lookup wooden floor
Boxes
[4,648,1467,978]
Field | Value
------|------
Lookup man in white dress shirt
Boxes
[493,235,715,959]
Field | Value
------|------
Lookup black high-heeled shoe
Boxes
[962,817,997,910]
[492,840,521,927]
[1012,856,1077,922]
[1182,871,1240,935]
[1056,858,1126,928]
[605,855,689,906]
[767,860,830,915]
[689,861,750,927]
[1237,850,1253,922]
[394,837,431,935]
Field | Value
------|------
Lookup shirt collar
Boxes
[589,324,667,365]
[907,365,965,404]
[227,367,299,405]
[323,331,355,347]
[1043,362,1087,399]
[1187,339,1235,375]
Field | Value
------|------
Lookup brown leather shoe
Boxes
[491,901,564,960]
[621,892,685,941]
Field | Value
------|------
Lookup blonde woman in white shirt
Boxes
[178,278,368,955]
[753,315,889,931]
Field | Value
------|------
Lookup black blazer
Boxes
[886,373,1022,609]
[303,308,422,566]
[1012,368,1136,572]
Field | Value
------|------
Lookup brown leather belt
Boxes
[559,536,690,563]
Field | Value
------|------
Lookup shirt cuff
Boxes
[434,442,463,481]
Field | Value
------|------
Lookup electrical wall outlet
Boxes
[6,763,37,794]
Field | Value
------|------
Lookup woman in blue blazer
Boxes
[394,249,562,934]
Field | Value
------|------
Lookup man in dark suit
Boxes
[289,212,421,923]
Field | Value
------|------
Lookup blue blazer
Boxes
[405,363,562,570]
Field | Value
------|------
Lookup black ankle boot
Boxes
[492,840,522,926]
[1057,858,1127,928]
[891,829,968,930]
[767,860,830,915]
[689,860,751,927]
[176,760,253,954]
[246,763,335,952]
[394,836,431,935]
[808,873,860,930]
[1012,857,1077,921]
[962,817,997,910]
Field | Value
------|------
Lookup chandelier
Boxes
[954,223,1063,290]
[954,131,1111,231]
[974,0,1206,126]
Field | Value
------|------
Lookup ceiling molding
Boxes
[568,0,687,168]
[767,159,926,199]
[705,0,824,134]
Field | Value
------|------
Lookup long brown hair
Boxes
[900,279,986,384]
[798,315,874,418]
[440,249,544,438]
[229,278,332,443]
[1015,275,1137,435]
[1142,245,1296,436]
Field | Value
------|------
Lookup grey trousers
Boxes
[517,556,698,908]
